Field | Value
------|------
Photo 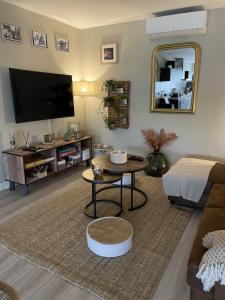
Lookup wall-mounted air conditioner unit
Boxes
[146,11,208,39]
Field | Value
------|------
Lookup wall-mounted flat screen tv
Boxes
[9,68,74,123]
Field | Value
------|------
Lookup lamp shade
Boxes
[73,80,95,96]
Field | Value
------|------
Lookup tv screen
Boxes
[9,68,74,123]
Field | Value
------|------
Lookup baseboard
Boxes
[0,181,9,191]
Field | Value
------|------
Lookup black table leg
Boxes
[92,183,97,218]
[133,173,136,188]
[128,172,148,211]
[120,178,123,207]
[9,181,15,191]
[85,159,90,167]
[130,173,134,210]
[96,173,148,211]
[84,182,123,219]
[23,185,29,196]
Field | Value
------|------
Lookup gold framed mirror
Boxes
[150,42,201,113]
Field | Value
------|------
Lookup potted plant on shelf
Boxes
[119,111,127,125]
[99,95,117,130]
[119,95,128,106]
[101,80,114,92]
[103,115,116,130]
[102,96,115,108]
[64,128,74,141]
[141,128,178,177]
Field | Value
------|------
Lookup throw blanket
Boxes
[196,230,225,292]
[162,158,217,203]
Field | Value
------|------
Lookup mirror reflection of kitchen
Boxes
[151,43,201,113]
[155,47,195,110]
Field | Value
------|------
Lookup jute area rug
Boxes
[0,175,192,300]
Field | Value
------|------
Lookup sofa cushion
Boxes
[187,207,225,293]
[207,164,225,186]
[206,184,225,208]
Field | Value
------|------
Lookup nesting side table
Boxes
[91,155,148,211]
[82,169,123,219]
[86,217,133,257]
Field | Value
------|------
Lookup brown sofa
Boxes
[169,163,225,208]
[187,164,225,300]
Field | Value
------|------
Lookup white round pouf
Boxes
[86,217,133,257]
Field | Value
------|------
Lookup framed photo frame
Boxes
[32,30,48,48]
[101,43,117,64]
[55,36,69,52]
[1,22,22,42]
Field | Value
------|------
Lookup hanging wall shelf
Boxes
[101,80,130,130]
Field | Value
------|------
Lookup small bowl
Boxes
[110,150,127,164]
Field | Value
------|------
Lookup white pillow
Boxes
[196,230,225,292]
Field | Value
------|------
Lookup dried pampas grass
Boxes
[141,128,177,152]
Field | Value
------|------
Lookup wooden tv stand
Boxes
[2,136,92,195]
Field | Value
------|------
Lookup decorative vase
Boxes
[145,151,169,177]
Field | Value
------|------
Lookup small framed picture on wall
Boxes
[101,43,117,64]
[32,30,48,48]
[55,36,69,52]
[1,22,22,42]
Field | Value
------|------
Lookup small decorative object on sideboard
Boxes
[69,123,83,139]
[23,131,30,148]
[93,144,113,157]
[141,128,178,177]
[64,128,74,141]
[30,165,48,179]
[110,150,127,164]
[44,134,53,144]
[9,131,16,149]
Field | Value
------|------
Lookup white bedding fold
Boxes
[162,158,217,203]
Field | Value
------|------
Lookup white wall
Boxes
[0,1,84,188]
[1,3,225,190]
[81,8,225,164]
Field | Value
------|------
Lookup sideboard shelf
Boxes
[107,80,130,129]
[2,136,92,195]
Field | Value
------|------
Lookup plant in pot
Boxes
[101,80,114,92]
[119,95,128,106]
[141,128,178,177]
[103,115,116,130]
[64,128,74,141]
[103,96,115,108]
[98,95,117,130]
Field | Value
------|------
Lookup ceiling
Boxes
[2,0,225,29]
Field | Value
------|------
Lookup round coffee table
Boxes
[91,155,148,211]
[82,169,123,219]
[86,217,133,257]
